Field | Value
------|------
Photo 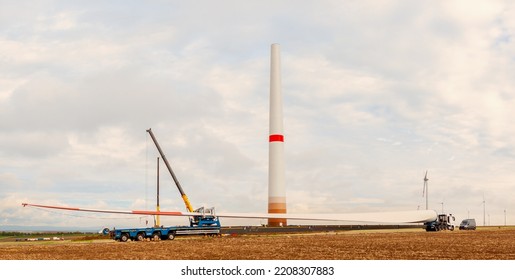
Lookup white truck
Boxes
[424,214,455,231]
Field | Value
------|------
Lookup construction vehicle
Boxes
[110,129,221,241]
[111,207,221,242]
[424,213,455,231]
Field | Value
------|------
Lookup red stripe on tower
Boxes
[269,134,284,142]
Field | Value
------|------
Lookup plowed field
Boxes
[1,228,514,260]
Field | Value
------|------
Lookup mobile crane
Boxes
[111,128,221,242]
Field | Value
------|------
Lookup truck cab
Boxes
[425,213,455,231]
[446,214,456,231]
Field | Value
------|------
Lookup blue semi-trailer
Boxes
[111,212,221,242]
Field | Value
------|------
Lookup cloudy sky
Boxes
[1,0,514,229]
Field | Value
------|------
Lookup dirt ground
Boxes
[1,227,514,260]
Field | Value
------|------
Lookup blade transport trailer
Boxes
[111,207,221,242]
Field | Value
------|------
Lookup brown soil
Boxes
[1,228,514,260]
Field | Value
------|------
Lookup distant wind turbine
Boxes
[482,193,486,227]
[422,171,429,210]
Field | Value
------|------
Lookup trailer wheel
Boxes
[167,232,175,241]
[120,233,130,242]
[136,233,145,241]
[152,232,161,241]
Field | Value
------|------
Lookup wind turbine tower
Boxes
[268,43,287,226]
[422,171,429,210]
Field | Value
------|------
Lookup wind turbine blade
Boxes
[22,202,437,224]
[21,203,183,216]
[216,210,438,224]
